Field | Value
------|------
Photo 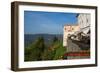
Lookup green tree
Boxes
[34,36,45,60]
[25,36,45,61]
[53,36,58,43]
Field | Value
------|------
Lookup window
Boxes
[65,28,66,30]
[72,28,74,30]
[87,19,88,23]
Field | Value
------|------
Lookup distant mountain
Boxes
[24,34,63,47]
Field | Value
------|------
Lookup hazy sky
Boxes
[24,11,78,34]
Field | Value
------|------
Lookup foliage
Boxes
[25,36,45,61]
[53,42,66,60]
[25,36,66,61]
[53,36,58,43]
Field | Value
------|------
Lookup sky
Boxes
[24,11,78,34]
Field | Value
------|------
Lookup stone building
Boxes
[63,24,80,46]
[63,13,90,59]
[63,13,90,47]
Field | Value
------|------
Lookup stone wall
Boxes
[66,38,90,59]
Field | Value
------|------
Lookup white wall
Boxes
[78,14,90,33]
[0,0,99,73]
[78,14,90,29]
